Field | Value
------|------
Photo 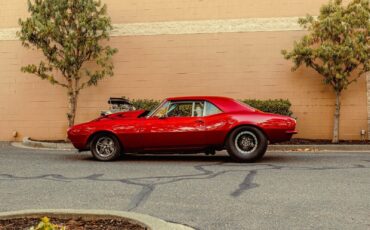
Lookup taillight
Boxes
[287,118,296,129]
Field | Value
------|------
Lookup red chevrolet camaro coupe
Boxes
[68,96,297,162]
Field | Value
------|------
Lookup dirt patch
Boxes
[0,216,148,230]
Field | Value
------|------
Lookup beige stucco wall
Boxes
[0,0,367,141]
[0,0,352,27]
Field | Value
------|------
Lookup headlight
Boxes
[68,127,81,135]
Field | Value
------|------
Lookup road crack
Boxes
[230,170,258,197]
[1,162,369,210]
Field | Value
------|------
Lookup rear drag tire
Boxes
[226,126,268,162]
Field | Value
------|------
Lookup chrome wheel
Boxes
[227,126,267,162]
[95,136,116,157]
[234,131,258,154]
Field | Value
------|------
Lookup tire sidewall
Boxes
[227,126,267,162]
[91,133,121,161]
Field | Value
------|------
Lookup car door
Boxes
[141,101,206,150]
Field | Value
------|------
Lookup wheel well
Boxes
[86,131,122,149]
[224,125,268,146]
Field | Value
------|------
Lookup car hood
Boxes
[95,110,148,121]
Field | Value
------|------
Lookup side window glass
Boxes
[167,102,193,117]
[193,101,204,117]
[205,101,222,116]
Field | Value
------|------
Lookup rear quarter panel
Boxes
[231,112,295,143]
[209,112,295,144]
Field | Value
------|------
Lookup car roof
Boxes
[166,96,231,101]
[165,96,255,113]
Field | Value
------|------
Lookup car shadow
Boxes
[71,152,301,164]
[121,154,232,162]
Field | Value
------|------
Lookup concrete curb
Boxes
[268,144,370,151]
[22,137,75,150]
[0,142,10,147]
[10,138,370,152]
[0,209,194,230]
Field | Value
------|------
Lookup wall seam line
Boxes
[0,17,305,41]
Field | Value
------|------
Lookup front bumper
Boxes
[67,131,89,150]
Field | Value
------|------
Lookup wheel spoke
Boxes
[234,131,258,154]
[95,137,116,157]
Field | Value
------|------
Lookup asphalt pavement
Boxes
[0,143,369,230]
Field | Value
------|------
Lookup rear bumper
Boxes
[286,130,298,134]
[267,129,297,144]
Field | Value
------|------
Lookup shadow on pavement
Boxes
[3,144,338,164]
[71,152,302,164]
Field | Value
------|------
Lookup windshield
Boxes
[146,100,169,117]
[146,100,197,118]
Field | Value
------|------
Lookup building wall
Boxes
[0,0,352,27]
[0,0,367,141]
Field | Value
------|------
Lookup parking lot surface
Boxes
[0,144,369,229]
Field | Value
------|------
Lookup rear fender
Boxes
[224,124,269,146]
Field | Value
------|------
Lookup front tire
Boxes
[226,126,268,162]
[90,133,121,161]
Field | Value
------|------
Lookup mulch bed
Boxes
[275,138,370,145]
[0,217,148,230]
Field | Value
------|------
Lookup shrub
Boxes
[126,98,293,117]
[240,99,293,116]
[130,99,161,111]
[30,217,65,230]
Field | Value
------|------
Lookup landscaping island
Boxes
[0,210,192,230]
[0,216,148,230]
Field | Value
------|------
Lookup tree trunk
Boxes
[67,89,79,127]
[332,91,341,143]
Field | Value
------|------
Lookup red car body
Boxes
[68,96,297,154]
